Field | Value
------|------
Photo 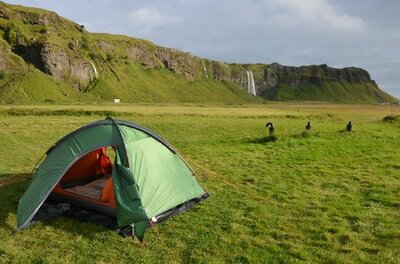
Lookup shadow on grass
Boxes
[0,173,28,232]
[382,114,400,122]
[293,131,311,139]
[0,173,114,239]
[248,135,278,144]
[291,131,321,139]
[338,130,354,133]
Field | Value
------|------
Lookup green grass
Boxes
[0,103,399,263]
[0,69,92,104]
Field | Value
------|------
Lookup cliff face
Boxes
[260,63,372,91]
[235,63,393,103]
[0,1,397,103]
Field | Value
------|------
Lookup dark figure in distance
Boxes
[346,121,352,132]
[305,121,311,130]
[266,122,275,136]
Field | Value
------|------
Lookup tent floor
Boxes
[63,174,110,200]
[49,173,116,217]
[48,192,116,217]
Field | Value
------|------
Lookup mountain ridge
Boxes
[0,1,397,104]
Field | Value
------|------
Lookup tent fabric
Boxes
[119,125,205,218]
[17,118,208,240]
[100,176,115,206]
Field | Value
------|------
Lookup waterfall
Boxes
[246,70,256,96]
[249,71,256,96]
[89,60,98,80]
[239,70,257,96]
[202,60,208,79]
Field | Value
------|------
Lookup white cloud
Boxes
[270,0,365,31]
[128,7,183,35]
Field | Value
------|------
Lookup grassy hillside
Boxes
[0,1,398,104]
[0,103,399,263]
[0,68,92,104]
[258,64,398,103]
[264,80,397,103]
[78,62,258,103]
[0,1,260,104]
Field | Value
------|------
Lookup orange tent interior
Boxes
[51,147,116,209]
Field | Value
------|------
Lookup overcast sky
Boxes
[7,0,400,98]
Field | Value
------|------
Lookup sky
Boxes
[6,0,400,98]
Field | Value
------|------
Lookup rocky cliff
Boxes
[0,1,397,103]
[221,63,394,103]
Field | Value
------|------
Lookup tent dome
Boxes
[17,117,208,240]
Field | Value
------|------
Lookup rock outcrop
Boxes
[40,44,94,89]
[242,63,376,95]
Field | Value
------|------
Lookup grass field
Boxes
[0,103,399,263]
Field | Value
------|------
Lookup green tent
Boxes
[17,117,208,240]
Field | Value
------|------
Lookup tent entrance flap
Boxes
[51,147,116,209]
